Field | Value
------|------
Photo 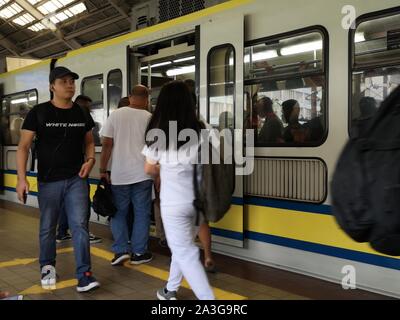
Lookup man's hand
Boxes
[16,178,30,203]
[79,159,95,178]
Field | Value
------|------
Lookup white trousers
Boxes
[161,204,215,300]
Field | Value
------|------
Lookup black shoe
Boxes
[89,233,102,244]
[76,272,100,293]
[111,253,130,266]
[130,252,153,265]
[56,233,72,243]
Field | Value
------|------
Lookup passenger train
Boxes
[1,0,400,298]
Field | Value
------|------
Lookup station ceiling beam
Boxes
[14,0,82,51]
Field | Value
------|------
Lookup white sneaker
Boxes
[41,265,56,289]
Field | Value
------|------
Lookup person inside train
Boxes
[351,96,378,137]
[143,80,215,300]
[282,99,307,143]
[16,66,100,292]
[359,96,378,119]
[256,96,283,144]
[100,85,154,266]
[56,95,102,245]
[75,95,102,145]
[117,96,130,109]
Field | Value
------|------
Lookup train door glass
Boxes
[208,45,235,168]
[107,69,123,116]
[140,54,196,111]
[81,74,104,145]
[350,10,400,127]
[0,90,37,146]
[200,12,244,247]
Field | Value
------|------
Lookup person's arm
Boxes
[144,160,160,192]
[79,131,95,178]
[16,130,35,203]
[99,137,113,183]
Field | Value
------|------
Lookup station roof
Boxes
[0,0,140,59]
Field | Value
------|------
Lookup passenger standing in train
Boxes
[100,85,154,266]
[16,66,100,292]
[143,80,215,300]
[56,95,102,245]
[256,96,283,144]
[282,99,307,143]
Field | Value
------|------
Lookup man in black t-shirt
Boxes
[56,95,102,245]
[16,66,100,293]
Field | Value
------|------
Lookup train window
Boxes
[207,45,235,130]
[107,69,123,116]
[350,10,400,127]
[244,29,327,147]
[0,90,37,146]
[81,74,104,146]
[140,54,195,111]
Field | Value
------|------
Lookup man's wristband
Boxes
[99,168,107,174]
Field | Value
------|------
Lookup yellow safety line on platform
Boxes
[0,258,37,268]
[16,246,247,300]
[0,248,75,269]
[20,279,78,295]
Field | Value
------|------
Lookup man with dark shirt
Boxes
[56,95,102,245]
[256,96,283,144]
[16,66,100,292]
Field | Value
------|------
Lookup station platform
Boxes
[0,200,392,300]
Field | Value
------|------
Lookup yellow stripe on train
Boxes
[247,205,400,259]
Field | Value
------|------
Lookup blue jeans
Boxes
[111,179,153,255]
[57,181,91,236]
[57,206,69,237]
[38,175,91,279]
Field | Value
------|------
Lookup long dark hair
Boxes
[146,80,203,149]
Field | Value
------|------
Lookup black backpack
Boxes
[193,137,234,224]
[92,178,116,218]
[331,85,400,256]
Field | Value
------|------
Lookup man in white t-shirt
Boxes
[100,85,153,266]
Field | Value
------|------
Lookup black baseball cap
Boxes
[49,66,79,83]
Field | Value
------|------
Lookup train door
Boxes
[198,13,245,247]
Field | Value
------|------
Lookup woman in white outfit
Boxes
[142,80,215,300]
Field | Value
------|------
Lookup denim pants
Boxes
[111,179,153,255]
[57,181,91,236]
[38,175,91,279]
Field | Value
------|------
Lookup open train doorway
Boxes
[128,32,197,112]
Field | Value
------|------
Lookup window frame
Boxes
[348,6,400,133]
[106,68,123,116]
[244,25,330,148]
[0,88,38,146]
[207,43,236,193]
[206,43,236,127]
[80,73,104,107]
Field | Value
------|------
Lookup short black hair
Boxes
[75,95,92,104]
[118,96,130,108]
